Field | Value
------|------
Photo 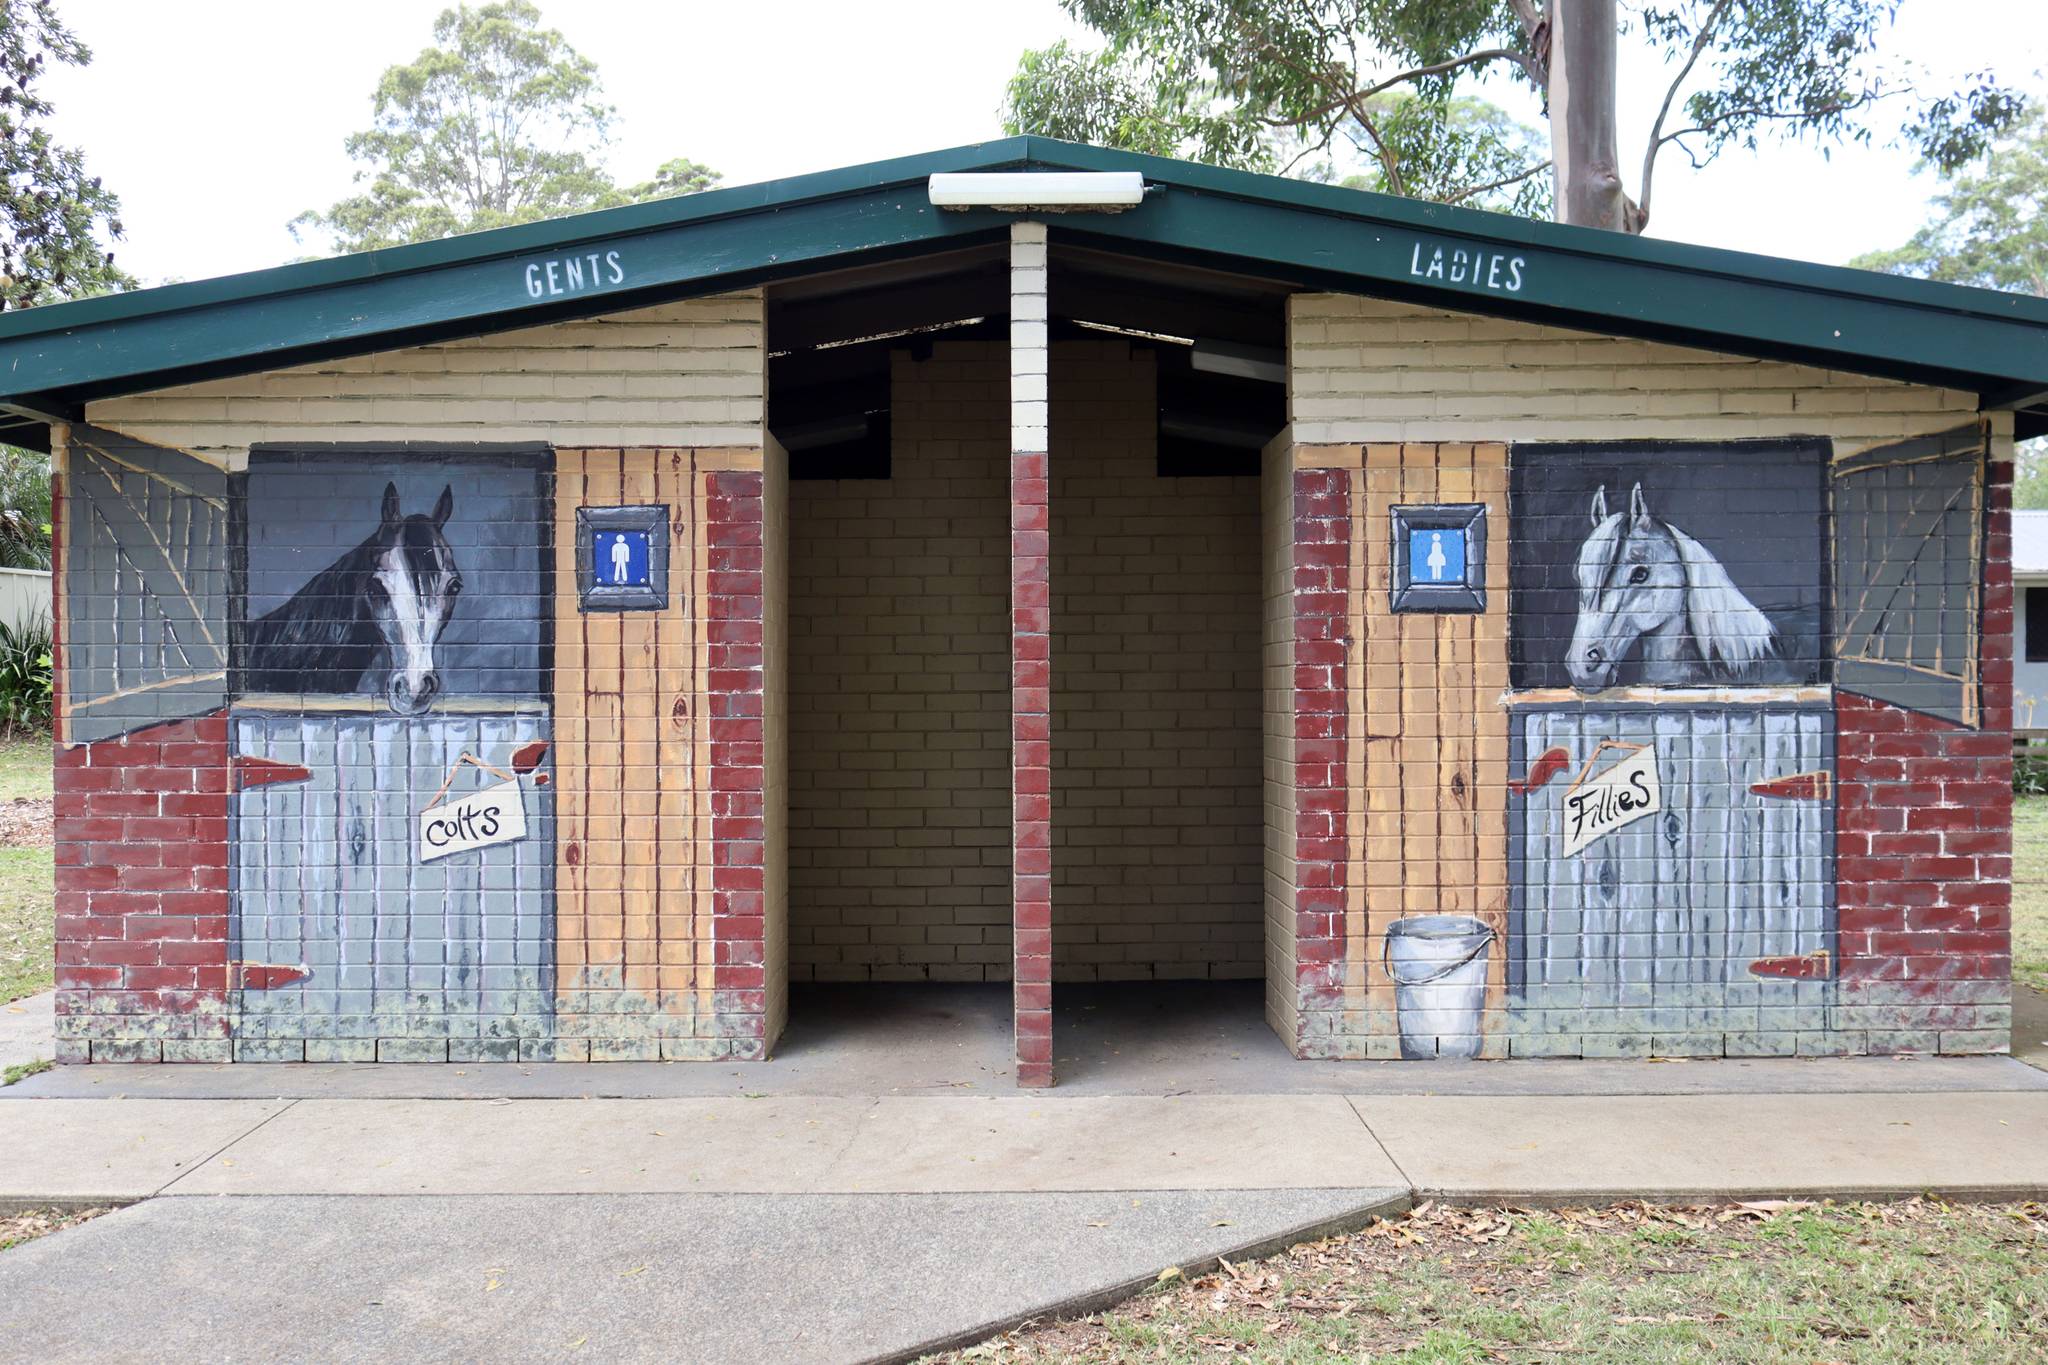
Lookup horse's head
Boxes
[368,482,461,716]
[1565,483,1687,690]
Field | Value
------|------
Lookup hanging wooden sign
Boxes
[1561,741,1661,857]
[419,755,529,863]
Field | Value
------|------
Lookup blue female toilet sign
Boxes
[1390,503,1487,612]
[1410,526,1467,585]
[575,504,669,610]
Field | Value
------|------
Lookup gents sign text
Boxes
[524,249,626,300]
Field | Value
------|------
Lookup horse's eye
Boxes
[1628,565,1650,585]
[448,578,464,597]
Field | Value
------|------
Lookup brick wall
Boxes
[1831,449,2014,1053]
[1260,433,1300,1047]
[763,436,791,1048]
[54,713,231,1063]
[1050,340,1263,982]
[1277,290,2016,1059]
[85,292,765,463]
[786,339,1266,989]
[787,345,1013,983]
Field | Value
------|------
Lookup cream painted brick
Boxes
[1290,292,1980,449]
[87,291,766,462]
[790,342,1013,984]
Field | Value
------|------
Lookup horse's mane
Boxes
[1666,524,1777,677]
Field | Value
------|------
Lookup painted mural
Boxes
[53,419,1996,1070]
[1508,442,1829,691]
[1489,441,1839,1059]
[227,453,557,1058]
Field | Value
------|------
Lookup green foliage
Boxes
[1849,107,2048,297]
[1003,0,2027,227]
[0,448,51,571]
[294,2,720,253]
[1003,39,1276,170]
[1332,92,1552,217]
[0,0,135,306]
[1,1057,50,1087]
[0,614,52,735]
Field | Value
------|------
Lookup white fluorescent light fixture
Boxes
[1191,339,1287,385]
[928,171,1146,212]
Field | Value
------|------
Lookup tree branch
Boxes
[1273,47,1536,127]
[1637,0,1733,228]
[1442,157,1555,206]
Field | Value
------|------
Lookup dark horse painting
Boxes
[243,483,462,715]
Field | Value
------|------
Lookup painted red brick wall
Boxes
[708,469,771,1059]
[53,712,231,1063]
[1012,444,1053,1088]
[1290,465,1350,1049]
[1832,452,2014,1053]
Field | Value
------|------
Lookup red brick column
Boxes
[1291,465,1351,1056]
[707,468,770,1059]
[1011,223,1053,1086]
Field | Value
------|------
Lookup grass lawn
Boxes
[0,730,51,1002]
[0,733,51,801]
[943,1200,2048,1364]
[0,846,55,1003]
[2015,796,2048,994]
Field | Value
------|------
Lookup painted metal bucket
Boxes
[1385,915,1494,1060]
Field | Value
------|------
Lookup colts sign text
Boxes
[419,780,529,863]
[1562,747,1661,856]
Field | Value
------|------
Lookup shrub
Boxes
[0,613,52,735]
[0,448,50,572]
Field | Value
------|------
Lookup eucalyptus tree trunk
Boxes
[1546,0,1642,231]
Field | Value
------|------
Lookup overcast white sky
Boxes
[38,0,2048,287]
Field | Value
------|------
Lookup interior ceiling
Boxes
[764,245,1295,473]
[765,245,1294,356]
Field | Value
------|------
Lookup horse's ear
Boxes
[432,484,454,529]
[380,483,402,529]
[1629,482,1651,525]
[1589,486,1608,527]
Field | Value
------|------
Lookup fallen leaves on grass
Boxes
[930,1199,2048,1364]
[0,797,50,849]
[0,1206,110,1251]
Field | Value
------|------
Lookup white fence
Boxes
[0,568,51,633]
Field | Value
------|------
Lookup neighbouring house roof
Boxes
[2014,510,2048,576]
[0,136,2044,451]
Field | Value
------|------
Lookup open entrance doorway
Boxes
[767,243,1295,1083]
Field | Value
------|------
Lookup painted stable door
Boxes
[1509,704,1835,1045]
[226,453,557,1057]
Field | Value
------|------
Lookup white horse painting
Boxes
[1565,483,1778,690]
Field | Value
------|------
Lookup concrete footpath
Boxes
[2,1060,2046,1363]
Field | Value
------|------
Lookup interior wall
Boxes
[1050,339,1265,981]
[787,342,1013,982]
[763,434,790,1042]
[1260,431,1300,1047]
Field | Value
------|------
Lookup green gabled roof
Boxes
[2,135,2045,437]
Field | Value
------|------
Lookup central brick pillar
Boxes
[1010,223,1053,1087]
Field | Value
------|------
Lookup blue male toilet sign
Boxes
[1409,526,1467,585]
[1390,503,1487,613]
[575,505,669,611]
[600,529,652,587]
